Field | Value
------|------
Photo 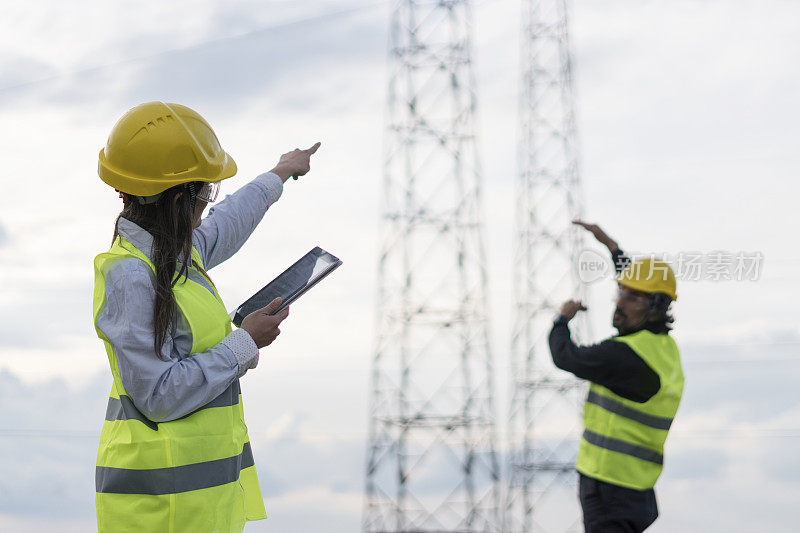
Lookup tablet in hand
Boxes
[232,247,342,327]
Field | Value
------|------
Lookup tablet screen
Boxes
[232,247,341,326]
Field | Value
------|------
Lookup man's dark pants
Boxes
[579,473,659,533]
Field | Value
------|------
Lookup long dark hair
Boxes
[111,183,199,355]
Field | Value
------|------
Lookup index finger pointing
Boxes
[305,142,321,154]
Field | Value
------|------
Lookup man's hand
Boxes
[572,219,619,252]
[240,297,290,349]
[559,299,587,321]
[270,142,321,183]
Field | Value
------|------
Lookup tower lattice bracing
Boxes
[504,0,590,531]
[363,1,500,531]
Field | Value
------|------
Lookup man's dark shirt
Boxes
[548,248,661,403]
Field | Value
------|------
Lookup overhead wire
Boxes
[0,0,795,447]
[3,427,799,440]
[0,0,515,96]
[0,0,388,95]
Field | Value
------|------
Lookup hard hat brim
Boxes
[98,148,237,196]
[617,278,678,301]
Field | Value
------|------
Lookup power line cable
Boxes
[3,427,799,440]
[0,0,388,95]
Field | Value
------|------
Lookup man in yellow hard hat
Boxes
[549,220,684,533]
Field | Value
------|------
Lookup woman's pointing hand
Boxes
[270,142,321,183]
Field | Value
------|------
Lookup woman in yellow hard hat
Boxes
[92,101,320,532]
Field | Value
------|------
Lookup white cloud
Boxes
[0,330,797,530]
[0,0,798,530]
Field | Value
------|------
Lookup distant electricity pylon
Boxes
[362,0,500,531]
[503,0,590,532]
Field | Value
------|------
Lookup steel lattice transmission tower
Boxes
[504,0,590,531]
[363,0,500,531]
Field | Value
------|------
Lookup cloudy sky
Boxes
[0,0,798,531]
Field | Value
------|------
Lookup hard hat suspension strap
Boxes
[186,182,197,211]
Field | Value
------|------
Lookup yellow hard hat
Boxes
[617,257,678,301]
[98,102,237,196]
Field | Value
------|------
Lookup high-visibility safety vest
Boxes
[92,235,267,532]
[576,329,684,491]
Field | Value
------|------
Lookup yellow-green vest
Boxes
[93,235,267,532]
[576,329,684,490]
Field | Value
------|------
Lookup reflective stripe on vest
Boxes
[585,390,673,431]
[93,234,266,532]
[582,429,663,465]
[576,329,684,491]
[104,380,241,429]
[96,442,255,495]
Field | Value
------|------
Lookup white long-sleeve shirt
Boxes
[95,172,283,422]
